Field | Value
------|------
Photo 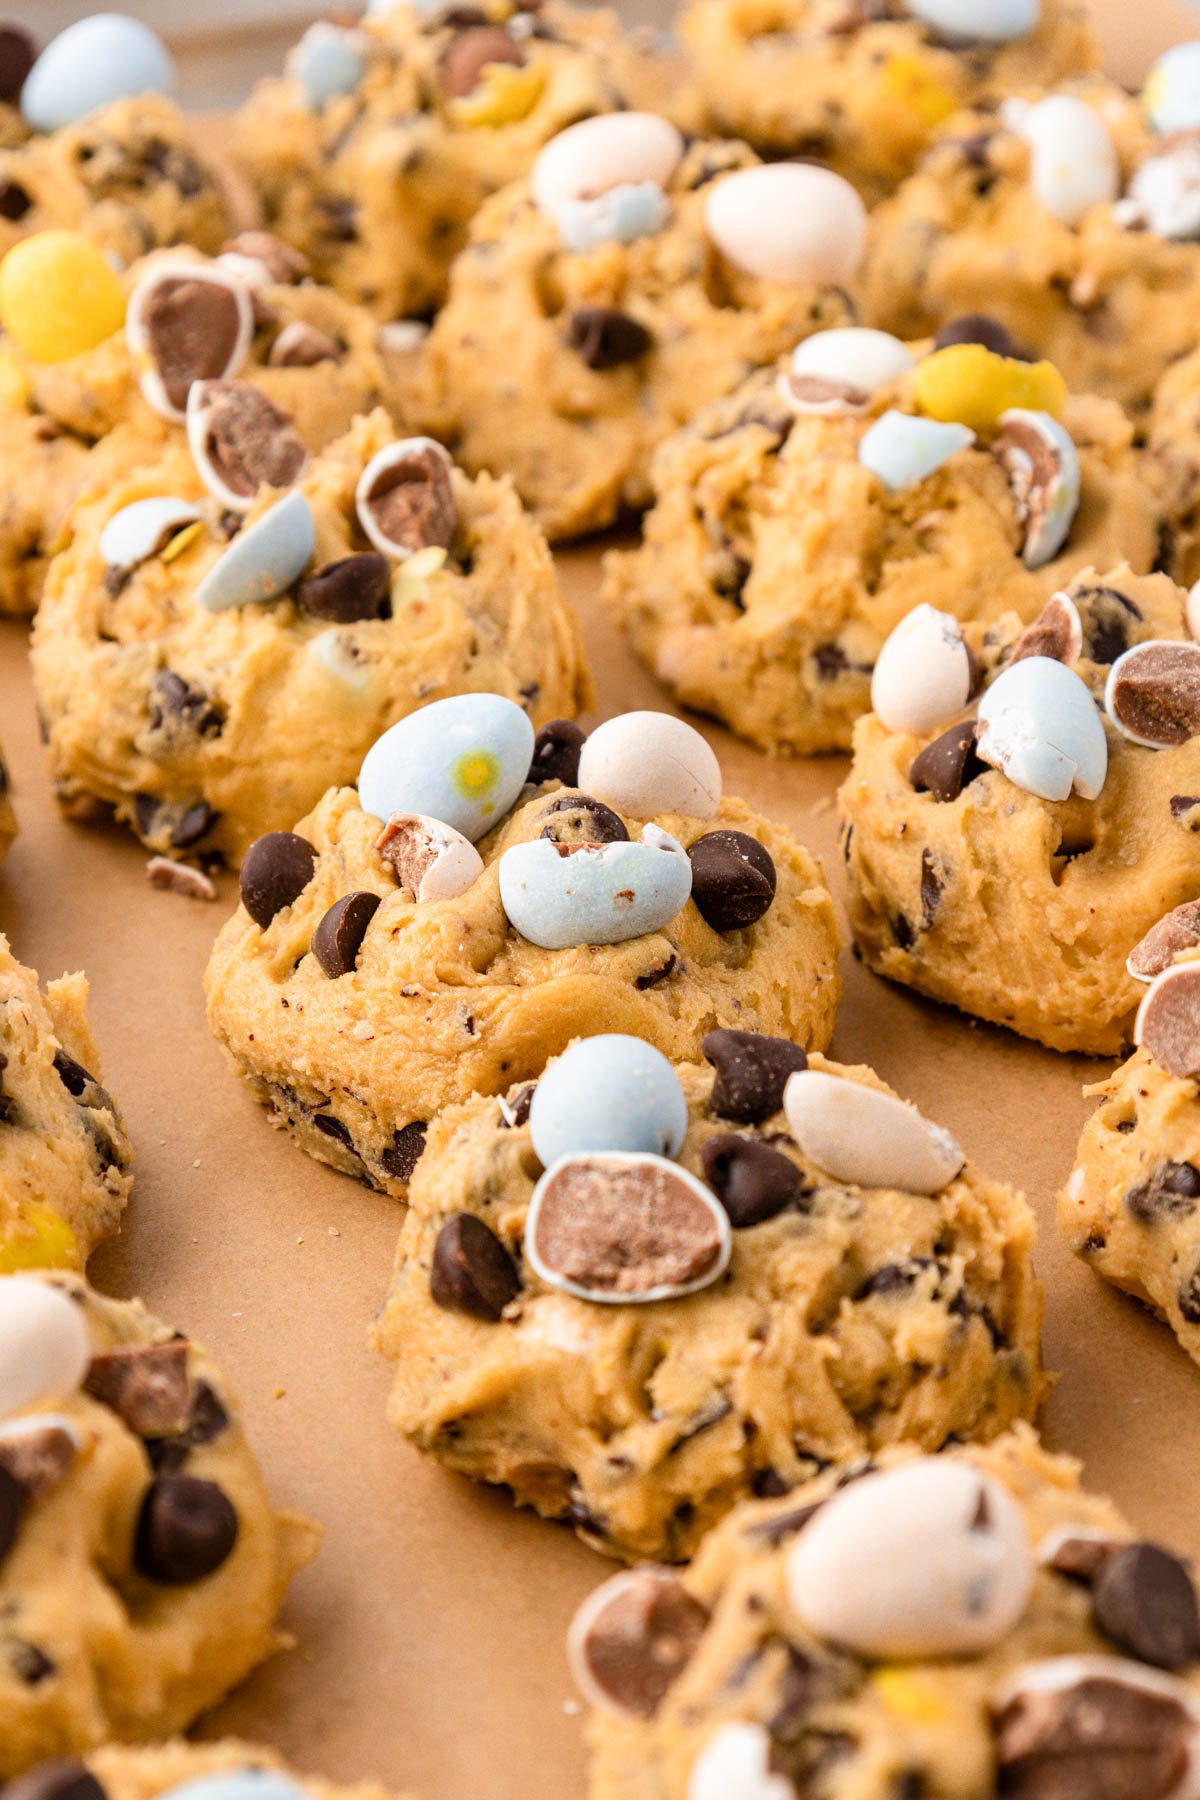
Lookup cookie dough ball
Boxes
[840,566,1200,1054]
[418,133,864,540]
[679,0,1095,197]
[33,409,586,866]
[864,78,1200,412]
[607,336,1163,755]
[1149,345,1200,589]
[576,1428,1200,1799]
[232,0,676,325]
[0,1272,318,1774]
[18,1742,412,1800]
[0,236,410,616]
[375,1039,1041,1562]
[204,704,841,1198]
[0,937,131,1274]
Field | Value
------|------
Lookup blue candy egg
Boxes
[358,694,534,842]
[194,492,315,613]
[164,1774,309,1800]
[292,23,367,111]
[22,14,174,133]
[557,182,670,253]
[499,824,692,949]
[529,1036,688,1167]
[1146,43,1200,136]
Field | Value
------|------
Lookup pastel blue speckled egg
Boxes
[1145,43,1200,136]
[292,23,367,110]
[22,14,174,132]
[163,1774,309,1800]
[529,1036,688,1167]
[194,492,315,613]
[498,824,692,949]
[358,693,534,842]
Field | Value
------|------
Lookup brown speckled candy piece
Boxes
[1136,965,1200,1078]
[531,1157,724,1298]
[1128,901,1200,981]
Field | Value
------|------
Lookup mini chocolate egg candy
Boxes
[291,22,367,109]
[1135,963,1200,1079]
[1010,589,1084,666]
[976,655,1108,801]
[1021,95,1120,226]
[0,1276,90,1420]
[780,328,915,416]
[532,113,684,217]
[98,497,202,575]
[529,1035,688,1167]
[871,604,973,736]
[558,183,669,254]
[158,1773,311,1800]
[355,437,457,560]
[358,693,535,841]
[992,1656,1200,1795]
[1106,641,1200,749]
[858,410,975,492]
[0,1412,81,1496]
[994,409,1080,570]
[187,381,307,514]
[525,1150,732,1303]
[703,165,867,286]
[907,0,1038,39]
[783,1068,964,1194]
[194,491,315,614]
[126,263,255,423]
[1126,900,1200,983]
[568,1566,709,1720]
[688,1725,793,1800]
[499,825,692,949]
[785,1459,1033,1658]
[21,13,174,133]
[577,712,721,820]
[0,231,126,363]
[375,812,484,902]
[1145,42,1200,136]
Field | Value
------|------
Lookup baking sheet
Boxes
[3,2,1200,1795]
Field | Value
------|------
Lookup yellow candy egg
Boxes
[448,60,545,128]
[0,1202,80,1273]
[876,55,957,130]
[914,343,1068,434]
[0,231,126,364]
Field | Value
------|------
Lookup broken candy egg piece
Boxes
[784,1459,1033,1658]
[779,327,914,416]
[1127,900,1200,983]
[375,812,484,903]
[1134,963,1200,1079]
[1009,591,1084,666]
[914,342,1067,433]
[577,712,721,820]
[194,490,315,613]
[704,164,867,285]
[355,437,457,560]
[304,628,373,693]
[0,1276,91,1420]
[858,410,975,492]
[994,409,1080,570]
[529,1035,688,1167]
[498,826,692,949]
[688,1725,794,1800]
[905,0,1038,43]
[568,1566,709,1720]
[524,1151,731,1304]
[1022,94,1120,225]
[99,497,202,574]
[1105,641,1200,749]
[1117,142,1200,242]
[357,693,534,841]
[871,603,974,736]
[531,113,683,216]
[783,1068,964,1194]
[186,380,307,513]
[1144,42,1200,136]
[556,182,670,253]
[126,262,255,423]
[0,1411,82,1496]
[976,655,1108,802]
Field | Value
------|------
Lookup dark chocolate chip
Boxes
[239,831,317,927]
[703,1029,807,1124]
[0,180,31,221]
[297,553,392,623]
[10,1642,55,1685]
[540,794,628,846]
[430,1213,521,1319]
[134,1473,238,1584]
[381,1120,427,1182]
[0,1463,22,1563]
[688,832,777,933]
[566,307,653,372]
[636,954,678,990]
[0,1765,106,1800]
[529,719,586,787]
[51,1049,92,1099]
[700,1132,803,1227]
[134,795,218,851]
[149,670,224,739]
[933,313,1027,360]
[856,1257,936,1299]
[1094,1543,1200,1669]
[1125,1161,1200,1223]
[312,891,381,978]
[1074,584,1142,666]
[909,719,985,802]
[313,1112,356,1149]
[0,26,35,103]
[499,1082,536,1128]
[920,848,944,929]
[440,23,524,96]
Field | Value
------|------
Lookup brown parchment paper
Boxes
[1,3,1199,1794]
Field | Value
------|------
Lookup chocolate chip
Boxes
[1179,1261,1200,1325]
[192,381,306,500]
[85,1340,191,1437]
[297,553,392,623]
[134,795,218,851]
[0,1463,21,1563]
[703,1029,807,1124]
[1136,964,1200,1077]
[440,24,524,97]
[381,1121,427,1182]
[1074,585,1142,665]
[239,831,317,927]
[0,1421,77,1498]
[51,1049,93,1099]
[10,1642,55,1685]
[530,1157,725,1299]
[933,314,1027,360]
[909,718,985,802]
[636,954,678,989]
[430,1214,521,1319]
[688,832,777,933]
[1108,643,1200,747]
[1043,1534,1124,1582]
[1,1765,106,1800]
[994,1669,1199,1799]
[573,1569,709,1718]
[529,719,586,787]
[540,794,628,846]
[359,443,456,556]
[1126,1160,1200,1223]
[0,180,31,221]
[567,307,653,372]
[1093,1544,1200,1669]
[700,1132,803,1227]
[0,26,36,102]
[920,848,944,929]
[313,1113,355,1149]
[149,670,224,739]
[134,1473,238,1584]
[1127,901,1200,981]
[312,891,381,978]
[142,278,247,413]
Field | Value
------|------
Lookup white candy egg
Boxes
[905,0,1039,42]
[789,328,915,394]
[976,655,1108,801]
[577,713,721,820]
[0,1277,91,1421]
[532,114,683,216]
[688,1725,795,1800]
[499,825,692,949]
[290,23,367,109]
[785,1459,1033,1658]
[704,165,867,285]
[22,14,174,132]
[858,410,975,491]
[1118,142,1200,242]
[783,1068,964,1194]
[1024,95,1120,225]
[358,693,534,841]
[871,604,973,736]
[98,497,202,573]
[530,1036,688,1167]
[194,491,315,613]
[1145,42,1200,136]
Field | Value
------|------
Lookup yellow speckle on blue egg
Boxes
[453,748,502,805]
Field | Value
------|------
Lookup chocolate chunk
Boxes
[297,553,392,623]
[134,795,218,851]
[134,1473,239,1584]
[1074,585,1142,665]
[1180,1261,1200,1325]
[995,1669,1199,1799]
[0,1422,76,1498]
[909,719,985,802]
[430,1213,521,1320]
[51,1049,95,1100]
[239,830,317,927]
[142,278,247,414]
[1136,965,1200,1078]
[381,1121,427,1182]
[192,381,306,500]
[1128,901,1200,981]
[636,954,678,989]
[221,231,309,284]
[573,1569,709,1718]
[688,831,777,933]
[10,1642,55,1685]
[700,1132,803,1227]
[529,719,586,787]
[1171,796,1200,827]
[313,1113,355,1150]
[529,1157,725,1299]
[441,24,524,97]
[540,794,628,846]
[920,848,944,929]
[85,1340,192,1437]
[268,321,344,368]
[933,314,1028,360]
[0,180,31,222]
[703,1029,807,1124]
[312,891,381,978]
[567,307,654,372]
[1126,1160,1200,1222]
[0,26,36,103]
[1043,1534,1125,1582]
[856,1257,936,1299]
[359,443,456,556]
[0,1464,21,1563]
[149,670,224,739]
[1,1765,107,1800]
[1093,1543,1200,1669]
[1108,643,1200,747]
[1010,593,1083,667]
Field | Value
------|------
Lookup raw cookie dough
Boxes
[204,736,841,1199]
[232,0,682,325]
[840,567,1200,1054]
[679,0,1095,197]
[1149,344,1200,589]
[0,239,408,616]
[579,1427,1200,1800]
[0,935,132,1273]
[0,734,15,865]
[0,1272,318,1776]
[14,1741,411,1800]
[417,137,860,541]
[32,410,587,866]
[863,78,1200,411]
[606,352,1164,755]
[375,1046,1042,1563]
